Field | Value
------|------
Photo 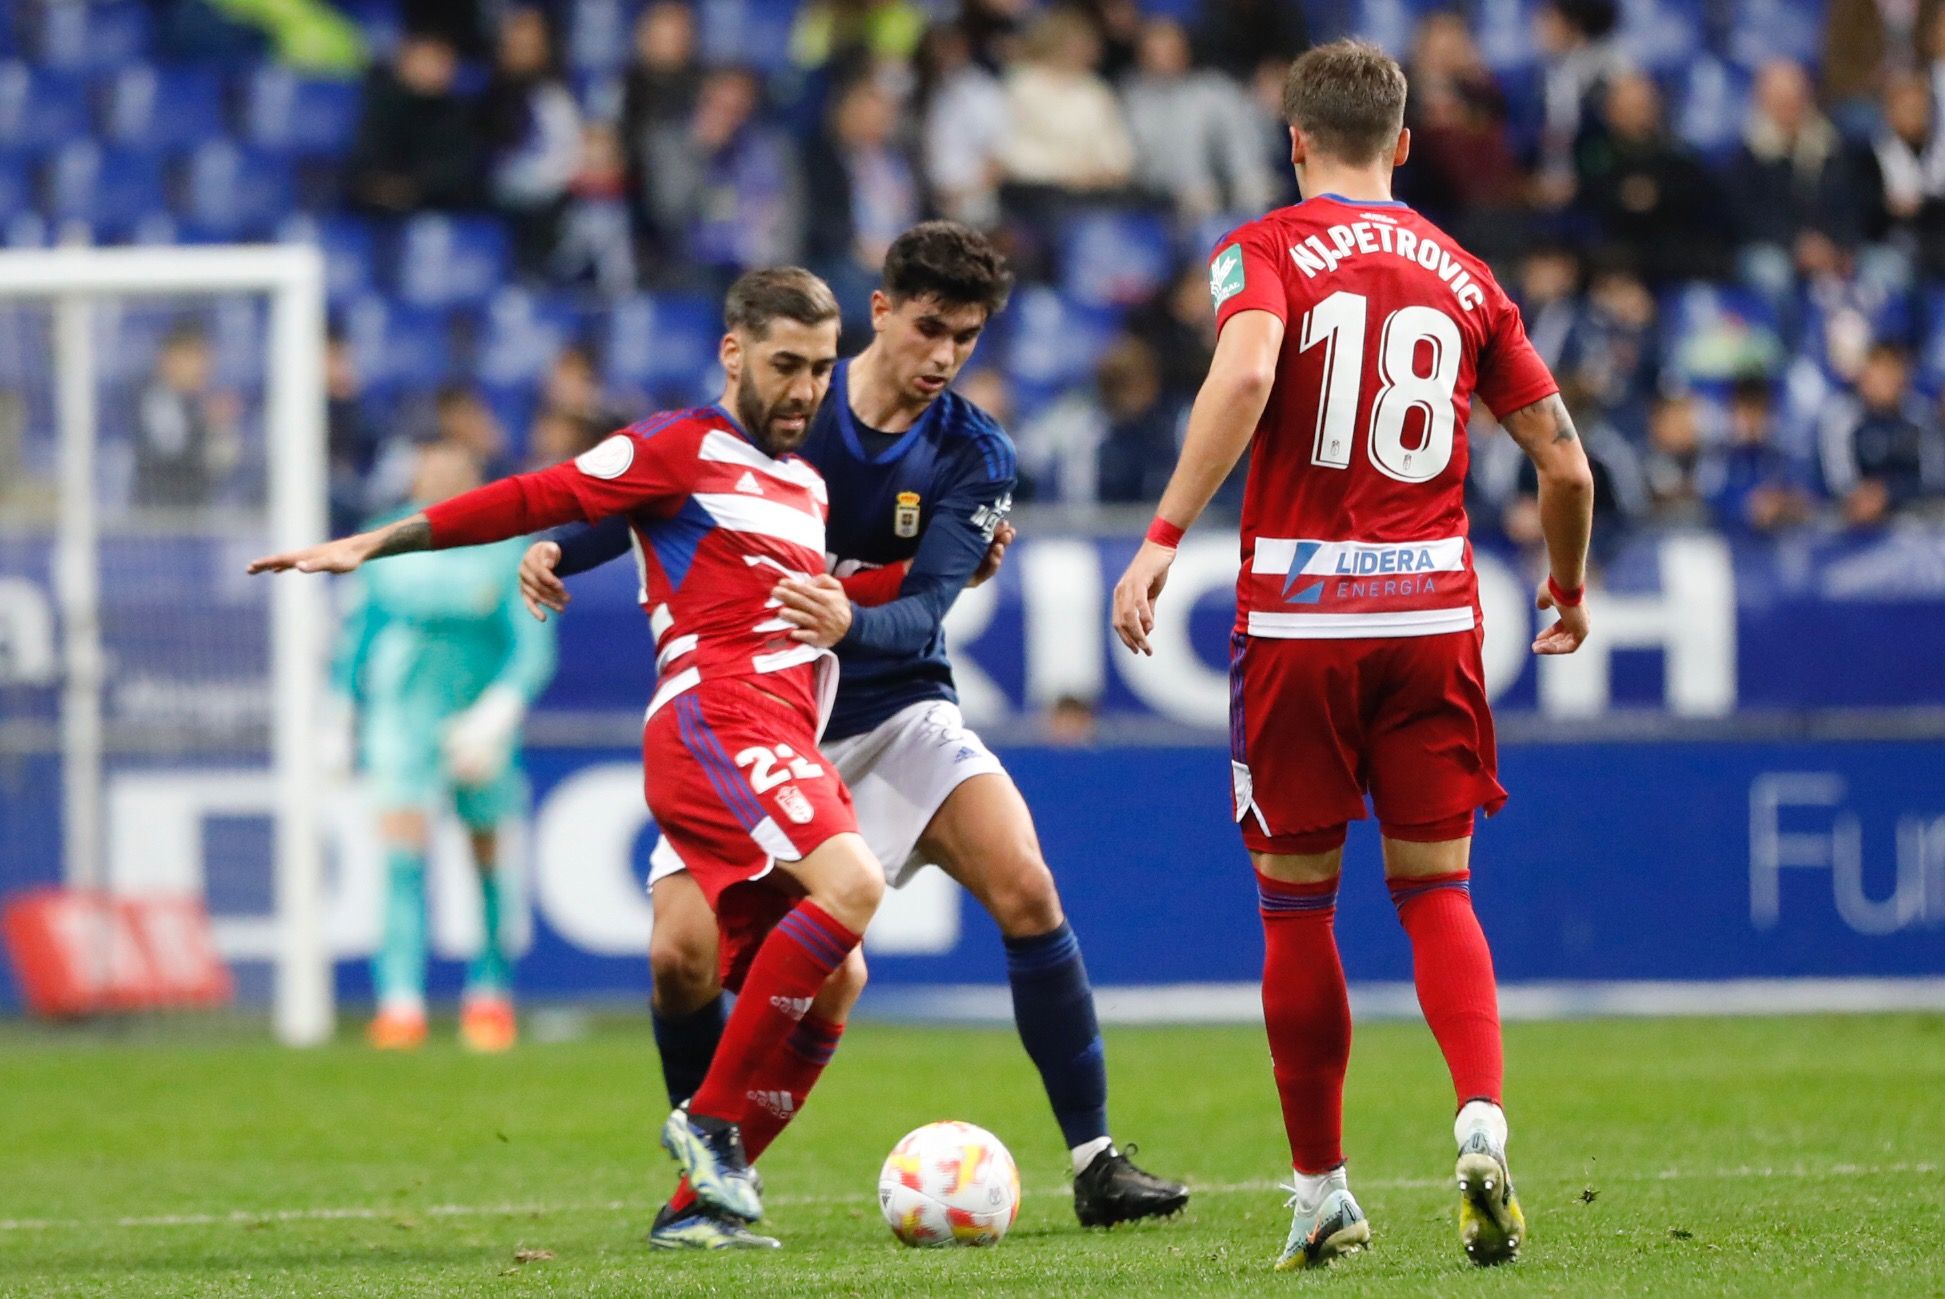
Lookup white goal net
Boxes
[0,246,331,1045]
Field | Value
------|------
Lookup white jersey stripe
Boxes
[697,429,828,502]
[1247,607,1476,639]
[753,644,823,673]
[643,665,702,720]
[655,633,698,672]
[694,492,825,553]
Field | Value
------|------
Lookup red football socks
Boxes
[686,901,859,1123]
[666,1011,846,1216]
[1256,871,1352,1174]
[1388,870,1503,1106]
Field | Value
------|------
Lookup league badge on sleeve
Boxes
[894,491,922,539]
[1210,243,1245,309]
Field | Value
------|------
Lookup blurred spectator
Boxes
[543,345,627,431]
[133,323,242,509]
[791,0,926,72]
[348,33,486,213]
[1532,0,1624,201]
[1500,379,1639,558]
[1190,0,1307,82]
[524,406,607,470]
[999,9,1135,194]
[622,2,704,139]
[1073,0,1144,81]
[1705,377,1817,533]
[1570,265,1660,430]
[961,0,1032,70]
[919,24,1009,227]
[1819,343,1941,527]
[1127,262,1218,401]
[954,368,1013,426]
[806,74,923,319]
[1574,71,1728,282]
[326,332,378,535]
[1514,245,1584,370]
[483,8,582,276]
[638,69,803,286]
[1044,693,1100,745]
[1403,13,1525,252]
[554,122,638,293]
[1730,61,1862,297]
[1640,393,1712,524]
[434,383,510,476]
[1860,72,1945,272]
[1093,335,1183,503]
[1121,18,1275,223]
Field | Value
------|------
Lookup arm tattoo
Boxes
[367,517,432,559]
[1546,394,1580,443]
[1502,393,1579,453]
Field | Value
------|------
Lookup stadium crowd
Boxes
[4,0,1945,554]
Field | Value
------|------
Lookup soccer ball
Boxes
[877,1120,1021,1247]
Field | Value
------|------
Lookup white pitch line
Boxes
[0,1163,1934,1235]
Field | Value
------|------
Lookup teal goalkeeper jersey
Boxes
[331,506,556,720]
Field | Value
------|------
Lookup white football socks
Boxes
[1286,1165,1348,1211]
[1455,1099,1509,1151]
[1071,1136,1114,1175]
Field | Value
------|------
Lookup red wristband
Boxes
[1546,575,1584,607]
[1145,517,1185,549]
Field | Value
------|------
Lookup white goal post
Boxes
[0,245,332,1046]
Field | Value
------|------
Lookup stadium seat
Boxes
[475,288,584,396]
[1616,0,1705,75]
[567,0,639,76]
[393,214,511,310]
[2,212,52,248]
[1343,0,1445,57]
[243,68,364,159]
[278,213,380,305]
[102,66,228,152]
[43,142,167,241]
[0,62,90,150]
[1916,289,1945,394]
[24,0,153,71]
[1002,286,1124,420]
[206,295,270,389]
[339,293,454,396]
[1673,55,1754,164]
[699,0,797,74]
[180,142,298,242]
[1726,0,1826,70]
[1474,0,1544,72]
[0,150,32,224]
[604,293,722,404]
[1060,209,1174,309]
[333,0,403,59]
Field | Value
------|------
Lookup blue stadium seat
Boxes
[243,68,364,159]
[102,66,228,151]
[1342,0,1444,56]
[180,142,297,241]
[1658,280,1783,378]
[475,288,584,396]
[90,301,177,387]
[333,0,403,59]
[0,150,32,224]
[278,213,380,304]
[568,0,640,76]
[393,214,511,310]
[339,294,454,395]
[1616,0,1705,75]
[207,295,270,389]
[2,212,52,248]
[604,293,722,405]
[1060,210,1174,309]
[1726,0,1825,70]
[699,0,797,74]
[1673,55,1753,163]
[1474,0,1544,72]
[0,62,90,150]
[1001,286,1123,420]
[26,0,152,71]
[44,142,167,241]
[1916,289,1945,394]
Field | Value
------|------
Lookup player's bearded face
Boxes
[733,321,839,456]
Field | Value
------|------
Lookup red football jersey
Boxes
[1210,194,1558,639]
[426,403,836,727]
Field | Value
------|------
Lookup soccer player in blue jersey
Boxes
[520,223,1188,1249]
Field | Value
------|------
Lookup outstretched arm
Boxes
[1110,309,1283,654]
[1500,392,1594,654]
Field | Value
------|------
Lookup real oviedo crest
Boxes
[893,491,922,539]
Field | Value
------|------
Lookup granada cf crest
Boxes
[777,785,814,825]
[893,491,922,538]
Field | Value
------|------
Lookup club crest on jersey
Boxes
[1210,243,1245,308]
[893,490,922,538]
[777,784,815,825]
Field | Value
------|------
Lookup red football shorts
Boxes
[642,679,859,991]
[1228,626,1507,853]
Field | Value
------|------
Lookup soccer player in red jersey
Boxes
[251,269,883,1237]
[1111,42,1595,1270]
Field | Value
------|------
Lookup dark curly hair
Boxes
[881,221,1014,318]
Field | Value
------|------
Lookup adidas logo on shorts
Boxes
[770,994,813,1020]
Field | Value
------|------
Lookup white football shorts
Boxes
[647,698,1007,889]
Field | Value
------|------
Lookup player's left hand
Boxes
[246,535,370,575]
[1111,540,1176,656]
[1532,580,1591,655]
[969,520,1016,589]
[773,574,853,647]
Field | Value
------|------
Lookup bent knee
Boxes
[981,852,1064,937]
[649,930,720,1009]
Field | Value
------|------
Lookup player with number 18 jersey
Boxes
[1213,191,1558,850]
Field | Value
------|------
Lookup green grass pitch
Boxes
[1,1012,1941,1297]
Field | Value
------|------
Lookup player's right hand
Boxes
[1111,540,1176,656]
[1532,579,1590,655]
[969,521,1016,589]
[246,535,370,575]
[519,541,569,621]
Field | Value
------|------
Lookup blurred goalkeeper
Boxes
[330,440,557,1052]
